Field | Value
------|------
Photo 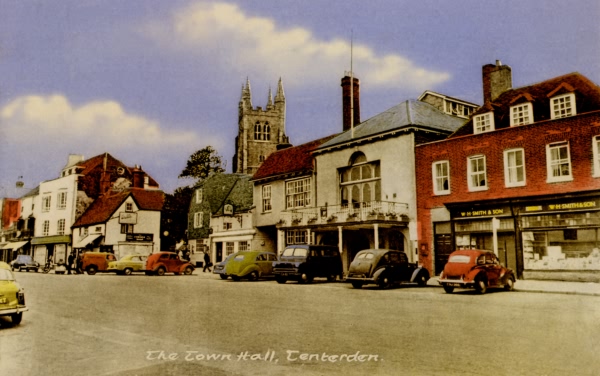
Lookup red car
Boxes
[438,250,515,294]
[145,252,194,276]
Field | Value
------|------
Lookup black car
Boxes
[345,249,430,289]
[10,254,39,272]
[273,245,343,284]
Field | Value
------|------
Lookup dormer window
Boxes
[473,112,494,134]
[550,93,576,119]
[510,103,533,126]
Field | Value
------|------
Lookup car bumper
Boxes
[0,306,28,315]
[273,270,301,278]
[345,276,377,284]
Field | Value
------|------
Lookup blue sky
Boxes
[1,0,599,194]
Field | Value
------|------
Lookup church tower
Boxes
[233,78,290,175]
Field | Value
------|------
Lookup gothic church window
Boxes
[253,122,271,141]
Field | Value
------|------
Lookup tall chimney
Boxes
[482,60,512,103]
[341,75,360,132]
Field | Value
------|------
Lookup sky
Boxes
[1,0,599,195]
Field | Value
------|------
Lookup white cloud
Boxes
[0,94,214,190]
[141,2,450,90]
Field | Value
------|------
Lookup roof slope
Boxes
[451,72,600,137]
[72,188,164,227]
[252,134,339,181]
[319,100,466,149]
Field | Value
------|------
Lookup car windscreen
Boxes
[448,255,471,264]
[0,268,15,281]
[282,248,307,257]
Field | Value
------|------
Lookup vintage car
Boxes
[145,252,194,276]
[0,261,28,326]
[10,254,39,272]
[346,249,430,289]
[81,252,118,275]
[213,253,236,280]
[438,249,516,294]
[225,251,277,281]
[107,254,148,275]
[273,245,343,284]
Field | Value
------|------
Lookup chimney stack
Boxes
[482,60,512,104]
[132,167,144,188]
[341,75,360,132]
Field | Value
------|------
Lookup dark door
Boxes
[434,234,453,275]
[215,242,223,262]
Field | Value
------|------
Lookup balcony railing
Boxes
[278,201,409,227]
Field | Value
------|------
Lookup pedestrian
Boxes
[67,252,75,275]
[76,253,83,274]
[203,252,212,272]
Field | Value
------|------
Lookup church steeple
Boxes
[266,86,274,110]
[275,77,285,102]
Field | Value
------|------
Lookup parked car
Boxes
[273,245,343,284]
[81,252,118,275]
[225,251,277,281]
[438,249,516,294]
[10,255,39,272]
[145,252,194,276]
[213,253,236,280]
[0,261,28,326]
[346,249,430,289]
[107,254,148,275]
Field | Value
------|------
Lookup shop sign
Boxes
[457,208,505,218]
[119,212,137,224]
[521,199,598,213]
[126,233,153,242]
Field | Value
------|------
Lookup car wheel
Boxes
[219,274,228,280]
[504,276,515,291]
[124,268,133,276]
[11,313,23,326]
[416,271,429,287]
[442,284,454,293]
[474,277,488,294]
[299,273,313,284]
[231,275,241,281]
[275,276,287,284]
[378,276,391,289]
[351,282,363,289]
[87,266,97,275]
[183,267,193,275]
[248,271,259,281]
[156,267,166,276]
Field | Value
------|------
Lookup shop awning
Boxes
[31,235,71,245]
[1,241,29,250]
[73,234,102,248]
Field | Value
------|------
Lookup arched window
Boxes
[339,152,380,208]
[264,122,271,140]
[254,122,262,140]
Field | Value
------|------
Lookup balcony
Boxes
[277,201,409,228]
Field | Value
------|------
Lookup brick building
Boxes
[416,61,600,282]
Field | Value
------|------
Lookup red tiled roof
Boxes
[452,72,600,137]
[252,135,339,181]
[72,188,164,228]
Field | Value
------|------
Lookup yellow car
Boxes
[107,254,148,275]
[0,261,28,325]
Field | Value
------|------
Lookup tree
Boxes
[161,186,193,251]
[179,146,225,181]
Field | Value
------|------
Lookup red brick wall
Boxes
[415,111,600,272]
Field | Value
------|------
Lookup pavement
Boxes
[193,268,600,297]
[426,276,600,297]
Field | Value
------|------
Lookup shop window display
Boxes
[523,228,600,270]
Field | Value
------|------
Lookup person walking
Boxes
[67,252,75,275]
[203,252,212,273]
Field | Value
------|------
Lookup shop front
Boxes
[31,235,72,265]
[446,203,519,276]
[518,196,600,282]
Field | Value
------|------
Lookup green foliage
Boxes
[179,146,225,181]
